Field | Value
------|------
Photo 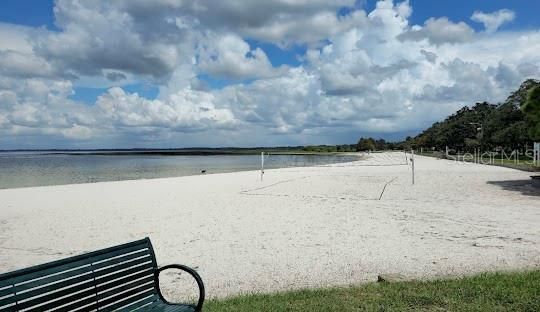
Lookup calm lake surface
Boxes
[0,152,359,189]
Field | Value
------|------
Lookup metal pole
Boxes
[534,142,540,166]
[404,150,408,165]
[533,142,540,166]
[411,149,415,185]
[261,152,264,181]
[534,145,537,166]
[534,144,536,166]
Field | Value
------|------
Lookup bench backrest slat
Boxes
[0,288,12,299]
[100,290,158,312]
[0,238,160,312]
[0,240,150,287]
[47,294,99,312]
[12,251,153,303]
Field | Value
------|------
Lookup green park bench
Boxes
[0,238,205,311]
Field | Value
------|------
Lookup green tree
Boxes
[357,137,376,151]
[375,139,387,150]
[522,86,540,141]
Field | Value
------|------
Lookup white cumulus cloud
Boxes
[471,9,515,33]
[198,34,287,80]
[399,17,474,45]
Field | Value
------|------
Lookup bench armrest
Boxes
[156,264,205,312]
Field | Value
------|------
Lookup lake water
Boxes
[0,152,359,189]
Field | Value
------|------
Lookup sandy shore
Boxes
[0,152,539,299]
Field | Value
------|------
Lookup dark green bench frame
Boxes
[0,238,205,311]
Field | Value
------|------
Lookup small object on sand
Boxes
[377,273,407,283]
[201,170,207,174]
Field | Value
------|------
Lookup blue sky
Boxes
[371,0,539,31]
[0,1,56,29]
[0,1,539,148]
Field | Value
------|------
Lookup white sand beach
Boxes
[0,152,539,300]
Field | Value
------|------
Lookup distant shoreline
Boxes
[0,148,361,157]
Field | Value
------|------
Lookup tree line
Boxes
[355,79,540,152]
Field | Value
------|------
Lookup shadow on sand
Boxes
[487,178,540,197]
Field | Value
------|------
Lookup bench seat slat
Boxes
[139,301,196,312]
[116,294,158,312]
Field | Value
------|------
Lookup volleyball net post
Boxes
[260,152,265,181]
[411,149,415,185]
